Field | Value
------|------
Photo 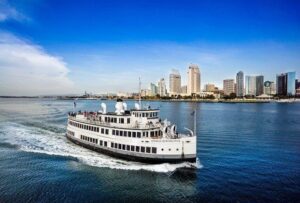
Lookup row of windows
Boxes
[69,121,110,135]
[111,142,157,154]
[104,117,130,124]
[133,112,158,118]
[67,130,74,136]
[81,135,98,144]
[112,129,161,138]
[69,121,162,138]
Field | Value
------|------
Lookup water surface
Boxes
[0,98,299,202]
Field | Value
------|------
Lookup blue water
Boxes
[0,98,299,202]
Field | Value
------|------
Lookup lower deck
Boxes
[66,134,196,164]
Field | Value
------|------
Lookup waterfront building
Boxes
[204,83,215,92]
[276,72,296,96]
[187,64,201,95]
[140,89,152,97]
[246,75,263,96]
[223,79,235,96]
[150,83,158,96]
[264,81,276,95]
[236,71,244,97]
[169,69,181,96]
[181,85,187,95]
[158,78,167,97]
[256,75,264,96]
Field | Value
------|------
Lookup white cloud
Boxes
[0,32,74,96]
[0,0,28,22]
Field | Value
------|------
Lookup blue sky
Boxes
[0,0,300,95]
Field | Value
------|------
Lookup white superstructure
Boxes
[66,99,197,163]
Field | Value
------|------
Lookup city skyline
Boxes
[0,0,300,96]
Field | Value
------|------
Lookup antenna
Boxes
[139,77,142,109]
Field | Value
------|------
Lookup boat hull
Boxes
[66,134,196,164]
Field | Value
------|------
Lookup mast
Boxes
[139,77,142,108]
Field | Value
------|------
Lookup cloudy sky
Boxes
[0,0,300,96]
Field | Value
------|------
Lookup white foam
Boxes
[0,122,202,173]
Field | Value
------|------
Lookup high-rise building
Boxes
[245,76,256,96]
[296,79,300,96]
[264,81,276,95]
[223,79,235,95]
[150,83,158,96]
[276,72,296,96]
[204,83,215,92]
[236,71,244,97]
[256,75,264,96]
[245,75,264,96]
[158,78,167,97]
[181,85,187,94]
[187,64,201,95]
[169,69,181,95]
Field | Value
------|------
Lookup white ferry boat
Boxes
[66,99,197,163]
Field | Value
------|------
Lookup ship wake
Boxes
[0,122,202,173]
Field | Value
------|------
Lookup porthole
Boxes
[169,148,171,151]
[161,148,164,151]
[176,148,179,151]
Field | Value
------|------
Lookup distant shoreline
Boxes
[2,96,300,103]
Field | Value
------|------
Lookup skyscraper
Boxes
[158,78,167,97]
[169,69,181,95]
[223,79,235,95]
[276,72,296,96]
[187,64,201,95]
[236,71,244,97]
[150,83,158,96]
[256,75,264,96]
[245,76,256,96]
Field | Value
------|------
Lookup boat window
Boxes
[100,140,103,146]
[124,131,127,137]
[132,132,136,138]
[105,129,109,135]
[136,146,140,152]
[101,128,104,134]
[152,147,157,153]
[114,118,117,123]
[146,147,151,153]
[120,118,124,124]
[127,118,130,123]
[137,132,141,138]
[146,132,148,137]
[120,131,123,136]
[116,130,119,136]
[131,146,135,151]
[122,145,125,150]
[126,145,130,150]
[128,131,131,137]
[112,130,115,135]
[96,127,99,132]
[111,142,114,147]
[142,132,145,137]
[118,144,121,149]
[104,141,107,147]
[150,131,154,137]
[141,147,145,153]
[114,143,118,148]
